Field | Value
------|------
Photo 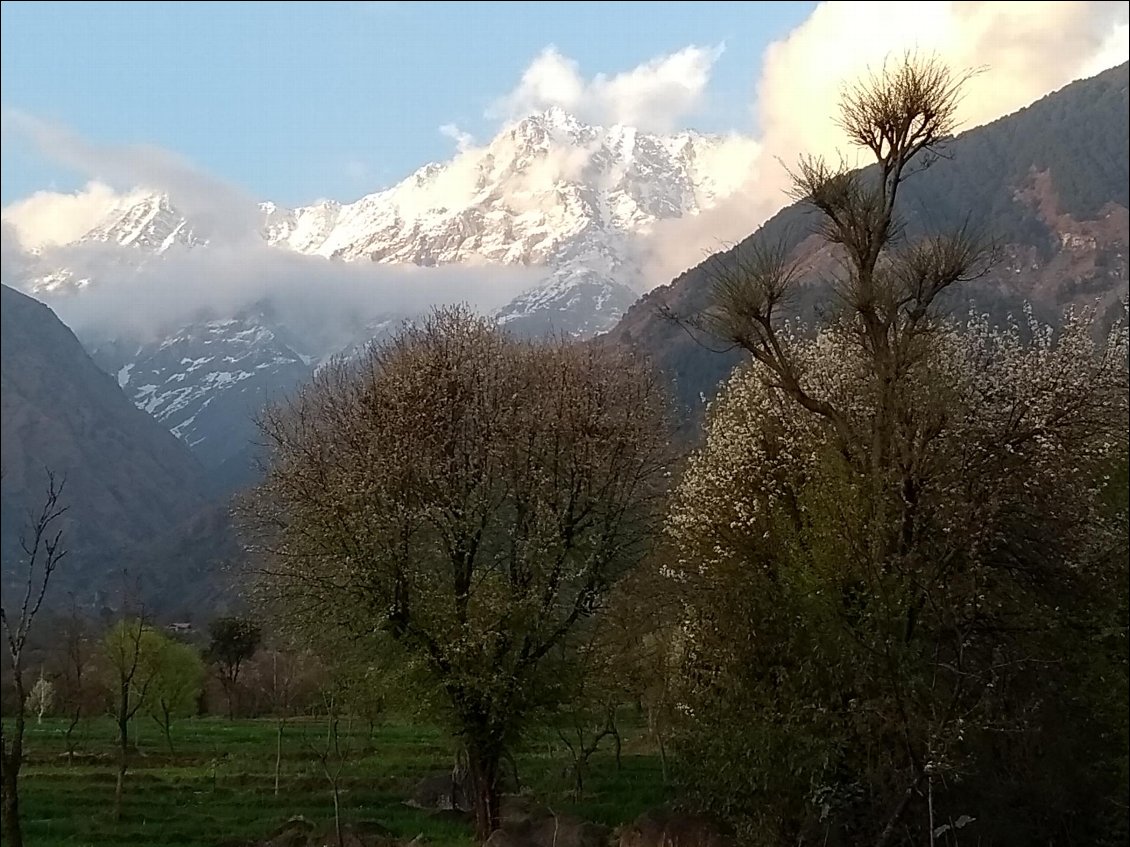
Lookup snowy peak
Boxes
[267,110,753,281]
[81,192,201,253]
[16,110,760,466]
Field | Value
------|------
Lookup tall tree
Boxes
[206,617,260,719]
[243,306,671,839]
[666,55,1130,844]
[0,471,67,847]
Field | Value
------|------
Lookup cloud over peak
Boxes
[489,43,725,132]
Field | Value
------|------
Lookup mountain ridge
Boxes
[0,283,211,601]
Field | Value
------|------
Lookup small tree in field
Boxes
[1,471,66,847]
[27,676,54,725]
[146,636,205,753]
[666,54,1130,845]
[54,599,98,760]
[247,644,322,796]
[206,616,260,719]
[104,616,162,820]
[243,306,671,839]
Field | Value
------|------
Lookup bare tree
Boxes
[553,635,621,801]
[243,306,672,839]
[0,471,67,847]
[304,685,352,847]
[26,676,53,725]
[55,597,95,762]
[103,608,160,822]
[248,644,321,796]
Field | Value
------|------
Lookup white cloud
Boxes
[1,182,128,249]
[439,123,476,153]
[634,1,1130,287]
[490,44,725,132]
[755,1,1130,186]
[1,109,261,244]
[11,237,537,348]
[1082,19,1130,78]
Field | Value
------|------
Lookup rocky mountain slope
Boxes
[87,317,314,471]
[608,63,1130,416]
[0,284,210,599]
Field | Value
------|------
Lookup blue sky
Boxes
[0,1,816,206]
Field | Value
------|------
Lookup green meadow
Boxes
[13,716,668,846]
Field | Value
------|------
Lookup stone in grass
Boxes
[258,817,423,847]
[406,771,473,812]
[485,810,610,847]
[616,808,736,847]
[262,815,316,847]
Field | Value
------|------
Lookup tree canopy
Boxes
[663,54,1130,845]
[243,306,672,836]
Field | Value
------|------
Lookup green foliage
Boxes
[102,620,164,716]
[206,617,261,674]
[145,636,205,748]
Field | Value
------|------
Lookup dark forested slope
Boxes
[611,63,1129,414]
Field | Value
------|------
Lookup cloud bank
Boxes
[17,238,537,351]
[489,44,725,133]
[2,110,263,246]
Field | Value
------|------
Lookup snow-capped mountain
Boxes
[265,106,748,334]
[12,108,756,474]
[81,192,203,253]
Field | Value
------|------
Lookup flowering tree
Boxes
[26,677,54,725]
[243,306,671,839]
[665,54,1130,845]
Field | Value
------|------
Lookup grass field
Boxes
[11,715,669,846]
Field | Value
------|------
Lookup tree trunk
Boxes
[162,707,174,755]
[468,743,501,842]
[274,721,284,796]
[331,779,343,847]
[650,706,668,784]
[114,685,129,822]
[64,706,81,763]
[610,714,622,771]
[875,774,922,847]
[1,704,26,847]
